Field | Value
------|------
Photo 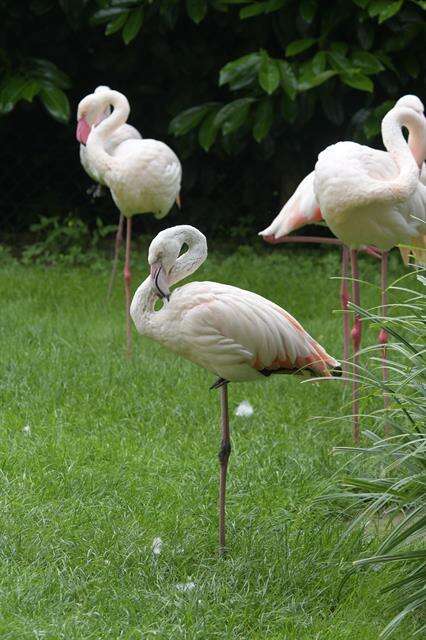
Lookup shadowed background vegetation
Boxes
[1,0,425,238]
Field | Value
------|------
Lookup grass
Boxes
[0,243,419,639]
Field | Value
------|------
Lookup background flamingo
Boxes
[261,95,426,441]
[79,85,142,296]
[76,88,182,356]
[314,97,426,441]
[130,224,340,553]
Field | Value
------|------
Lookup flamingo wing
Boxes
[171,282,339,382]
[260,171,323,242]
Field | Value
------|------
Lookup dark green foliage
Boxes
[0,0,425,235]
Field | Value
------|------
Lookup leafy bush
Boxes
[21,215,117,266]
[327,270,426,638]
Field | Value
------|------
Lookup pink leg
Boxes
[341,246,351,379]
[379,251,389,425]
[107,213,124,299]
[350,250,362,444]
[124,217,132,358]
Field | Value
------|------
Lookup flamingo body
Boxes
[130,226,339,382]
[314,140,426,251]
[106,138,181,219]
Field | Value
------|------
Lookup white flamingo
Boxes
[130,225,340,552]
[261,95,426,441]
[76,88,182,355]
[79,86,142,296]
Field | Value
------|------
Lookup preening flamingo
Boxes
[79,86,142,297]
[130,225,340,552]
[261,95,426,441]
[76,88,182,356]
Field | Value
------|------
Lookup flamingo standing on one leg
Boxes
[313,97,426,442]
[130,225,341,553]
[260,95,426,441]
[78,86,143,298]
[76,88,182,356]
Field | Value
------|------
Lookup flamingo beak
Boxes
[150,262,170,301]
[76,117,91,145]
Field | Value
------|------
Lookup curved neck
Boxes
[130,278,158,337]
[169,227,208,286]
[86,90,130,175]
[381,107,422,197]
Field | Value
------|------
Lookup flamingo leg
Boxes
[107,213,124,299]
[124,216,132,358]
[341,246,351,379]
[379,251,390,425]
[350,250,362,444]
[218,382,231,555]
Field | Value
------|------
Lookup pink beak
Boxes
[76,117,91,145]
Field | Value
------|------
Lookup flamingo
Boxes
[79,86,142,297]
[261,95,426,441]
[76,88,182,356]
[130,224,341,552]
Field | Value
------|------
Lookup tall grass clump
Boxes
[329,269,425,638]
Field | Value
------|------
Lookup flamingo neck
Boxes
[129,278,158,337]
[381,107,422,197]
[169,226,208,286]
[86,90,130,175]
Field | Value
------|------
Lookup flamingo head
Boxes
[76,90,111,145]
[148,231,186,300]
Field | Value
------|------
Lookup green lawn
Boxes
[0,244,417,639]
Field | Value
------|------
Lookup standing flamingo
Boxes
[130,225,341,553]
[261,95,426,441]
[79,86,142,297]
[314,97,426,441]
[260,96,426,377]
[76,88,182,356]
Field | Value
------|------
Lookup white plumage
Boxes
[79,86,142,187]
[76,87,182,355]
[131,225,339,382]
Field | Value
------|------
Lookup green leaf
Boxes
[21,80,41,102]
[298,69,336,90]
[351,51,384,74]
[327,51,353,72]
[39,85,70,123]
[198,110,220,151]
[368,0,403,22]
[341,72,374,92]
[330,41,348,55]
[300,0,317,22]
[276,60,298,99]
[312,51,326,73]
[378,0,403,23]
[186,0,207,23]
[169,103,218,136]
[253,98,274,142]
[30,59,71,89]
[214,98,254,134]
[219,53,261,90]
[239,2,268,18]
[285,38,316,57]
[258,53,280,94]
[0,76,28,112]
[90,7,126,25]
[352,0,369,7]
[402,52,420,78]
[122,7,144,44]
[105,12,129,36]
